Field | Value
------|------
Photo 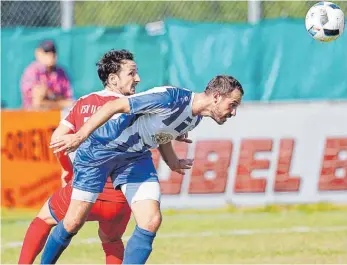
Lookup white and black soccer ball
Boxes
[305,1,345,42]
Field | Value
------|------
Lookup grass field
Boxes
[2,204,347,264]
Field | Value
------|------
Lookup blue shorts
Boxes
[72,138,158,194]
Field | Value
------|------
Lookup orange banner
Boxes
[1,110,62,209]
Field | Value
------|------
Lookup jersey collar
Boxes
[103,89,125,98]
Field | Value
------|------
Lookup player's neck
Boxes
[192,93,214,117]
[105,85,122,95]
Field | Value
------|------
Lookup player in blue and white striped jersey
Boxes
[46,75,243,264]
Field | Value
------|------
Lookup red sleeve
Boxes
[56,100,81,182]
[60,100,80,132]
[57,152,73,182]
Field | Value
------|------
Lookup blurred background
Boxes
[1,1,347,264]
[2,0,347,107]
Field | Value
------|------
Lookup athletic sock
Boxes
[122,225,156,264]
[102,240,125,264]
[40,220,75,264]
[18,217,53,264]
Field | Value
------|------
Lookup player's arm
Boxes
[77,97,130,139]
[158,141,194,175]
[51,124,74,186]
[50,89,171,153]
[50,97,130,153]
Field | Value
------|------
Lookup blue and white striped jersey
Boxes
[90,86,203,153]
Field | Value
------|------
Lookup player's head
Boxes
[204,75,243,125]
[97,49,140,96]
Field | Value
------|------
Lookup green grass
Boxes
[2,204,347,264]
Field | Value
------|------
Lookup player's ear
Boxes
[108,73,119,86]
[213,92,221,104]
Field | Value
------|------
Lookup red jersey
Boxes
[61,89,126,202]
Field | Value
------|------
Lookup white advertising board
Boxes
[157,102,347,208]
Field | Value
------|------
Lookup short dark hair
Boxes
[97,49,134,86]
[205,75,244,96]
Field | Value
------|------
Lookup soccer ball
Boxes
[305,1,345,42]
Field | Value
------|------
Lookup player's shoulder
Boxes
[79,89,122,100]
[131,86,174,95]
[149,86,191,94]
[134,86,192,100]
[127,86,193,113]
[166,86,192,99]
[77,90,121,103]
[68,90,121,113]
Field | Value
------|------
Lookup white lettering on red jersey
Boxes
[61,89,126,202]
[61,90,123,133]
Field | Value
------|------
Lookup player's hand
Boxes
[175,133,193,144]
[169,158,194,175]
[50,134,83,154]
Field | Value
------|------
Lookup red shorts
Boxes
[49,182,131,238]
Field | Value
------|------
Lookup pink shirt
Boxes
[21,61,73,109]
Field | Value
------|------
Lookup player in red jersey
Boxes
[18,49,193,264]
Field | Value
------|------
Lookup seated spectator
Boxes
[20,40,74,110]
